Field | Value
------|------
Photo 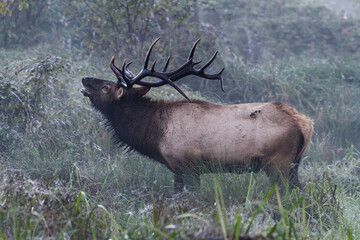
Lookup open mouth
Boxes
[80,88,91,97]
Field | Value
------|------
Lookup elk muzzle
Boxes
[80,77,97,97]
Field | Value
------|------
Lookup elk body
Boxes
[81,39,313,191]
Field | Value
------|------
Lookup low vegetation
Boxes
[1,0,360,239]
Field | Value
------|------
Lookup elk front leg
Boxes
[174,172,200,192]
[174,173,184,192]
[188,172,200,190]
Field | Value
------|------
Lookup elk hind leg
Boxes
[264,155,297,189]
[289,162,302,189]
[289,133,306,189]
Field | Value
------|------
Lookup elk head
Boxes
[80,38,224,110]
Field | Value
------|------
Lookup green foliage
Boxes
[203,0,360,63]
[1,0,360,63]
[66,0,198,59]
[0,0,54,48]
[0,55,70,151]
[0,0,30,16]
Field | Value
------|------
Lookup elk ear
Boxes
[133,86,150,97]
[115,87,124,100]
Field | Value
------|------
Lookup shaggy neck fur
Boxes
[96,95,167,163]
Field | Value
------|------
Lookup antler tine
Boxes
[125,62,134,78]
[188,38,201,60]
[163,56,171,72]
[151,59,158,72]
[200,51,218,73]
[111,56,129,87]
[121,59,131,85]
[218,68,225,92]
[144,38,160,69]
[110,56,121,76]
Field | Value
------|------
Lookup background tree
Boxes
[66,0,198,60]
[0,0,62,48]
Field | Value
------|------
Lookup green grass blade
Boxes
[0,231,8,240]
[214,178,227,240]
[266,223,277,238]
[246,171,254,207]
[245,185,276,234]
[275,185,288,239]
[347,228,353,240]
[12,210,20,240]
[233,215,242,240]
[85,205,99,237]
[57,221,70,240]
[74,191,82,216]
[22,212,32,240]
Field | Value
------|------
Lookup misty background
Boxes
[0,0,360,239]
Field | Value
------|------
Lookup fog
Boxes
[1,1,360,239]
[313,0,359,17]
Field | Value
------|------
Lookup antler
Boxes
[110,38,224,101]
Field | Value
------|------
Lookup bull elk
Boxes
[80,39,313,191]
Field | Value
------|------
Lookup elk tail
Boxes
[276,103,314,162]
[294,112,313,163]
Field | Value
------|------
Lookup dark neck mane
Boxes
[104,96,167,161]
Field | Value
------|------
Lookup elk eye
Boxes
[102,85,110,91]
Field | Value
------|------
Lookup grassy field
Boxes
[1,45,360,239]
